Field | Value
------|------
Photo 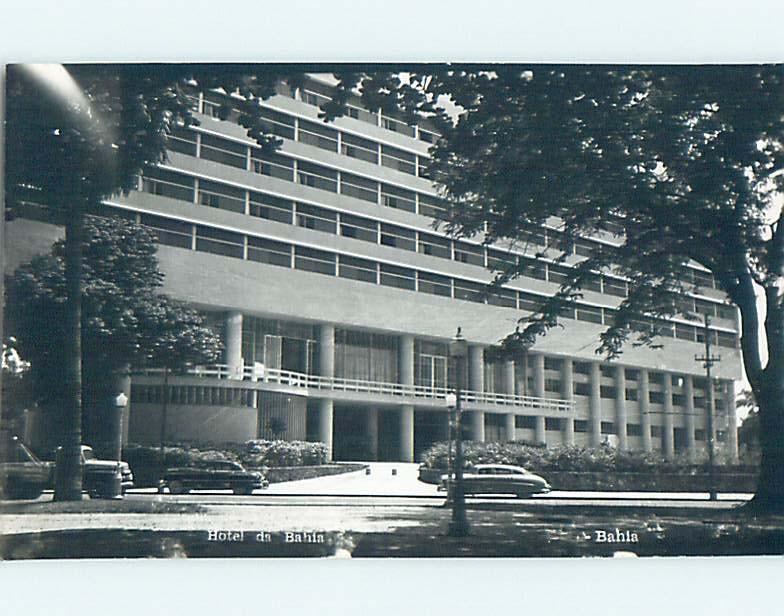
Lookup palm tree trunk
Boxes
[54,205,84,501]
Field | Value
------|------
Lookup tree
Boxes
[392,66,783,511]
[4,64,309,499]
[6,215,223,453]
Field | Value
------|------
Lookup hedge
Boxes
[419,441,755,474]
[123,440,329,487]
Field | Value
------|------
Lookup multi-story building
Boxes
[5,74,742,462]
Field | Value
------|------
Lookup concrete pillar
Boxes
[589,362,602,447]
[366,408,379,461]
[468,345,485,392]
[319,324,335,378]
[663,374,675,459]
[533,354,546,445]
[516,354,528,396]
[725,380,739,462]
[561,358,575,446]
[471,411,485,442]
[399,334,414,387]
[319,399,334,461]
[504,359,517,442]
[505,413,516,442]
[615,365,627,450]
[225,311,243,379]
[684,375,697,461]
[639,369,652,452]
[400,405,414,462]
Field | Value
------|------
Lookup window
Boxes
[454,241,485,267]
[487,288,516,308]
[515,416,537,429]
[716,304,736,320]
[545,378,561,393]
[250,149,294,181]
[520,227,547,247]
[340,213,377,243]
[140,214,192,249]
[717,331,738,349]
[651,425,663,438]
[380,263,415,290]
[520,257,547,281]
[141,168,194,202]
[418,232,451,259]
[298,119,338,152]
[195,225,243,259]
[544,357,562,371]
[573,362,591,375]
[582,273,603,293]
[601,421,616,435]
[603,276,628,297]
[418,195,447,218]
[380,223,416,251]
[574,420,588,433]
[381,184,416,212]
[418,128,440,144]
[338,255,377,283]
[600,385,617,399]
[453,279,485,303]
[695,429,706,441]
[693,270,715,289]
[545,418,562,431]
[649,391,665,404]
[258,108,295,140]
[627,424,642,437]
[295,203,337,234]
[625,388,638,401]
[574,240,595,257]
[576,305,603,324]
[625,369,639,381]
[249,192,293,224]
[345,104,378,125]
[199,133,248,169]
[247,236,291,267]
[381,115,415,137]
[417,271,451,297]
[167,126,197,156]
[294,246,336,275]
[381,145,416,175]
[675,324,696,341]
[340,172,378,203]
[301,88,332,107]
[695,299,718,317]
[341,132,378,163]
[574,382,591,396]
[672,394,686,407]
[487,248,517,272]
[198,179,245,214]
[297,161,337,192]
[548,264,572,285]
[518,292,542,312]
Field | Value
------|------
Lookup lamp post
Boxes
[695,314,720,501]
[445,392,456,502]
[447,327,470,537]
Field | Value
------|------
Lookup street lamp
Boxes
[447,327,470,537]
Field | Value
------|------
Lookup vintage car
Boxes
[438,464,551,498]
[80,445,135,497]
[160,459,268,495]
[0,434,54,500]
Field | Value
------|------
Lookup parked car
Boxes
[438,464,551,498]
[0,434,54,500]
[160,459,268,495]
[79,445,134,497]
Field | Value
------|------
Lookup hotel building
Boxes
[5,75,742,462]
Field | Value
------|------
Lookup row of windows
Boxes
[123,208,739,348]
[196,90,433,179]
[131,384,256,407]
[139,166,735,329]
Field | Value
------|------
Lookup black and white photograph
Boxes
[1,60,783,564]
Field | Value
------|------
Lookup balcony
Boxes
[134,364,575,416]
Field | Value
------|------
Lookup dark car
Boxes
[438,464,551,498]
[160,460,268,495]
[79,445,134,497]
[0,435,54,500]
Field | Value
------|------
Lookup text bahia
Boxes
[594,529,639,543]
[285,531,325,543]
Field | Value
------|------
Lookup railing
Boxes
[137,365,575,413]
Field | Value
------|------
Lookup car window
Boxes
[82,448,94,460]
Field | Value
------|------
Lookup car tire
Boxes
[168,480,188,495]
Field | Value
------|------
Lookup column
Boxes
[533,354,546,445]
[318,324,335,461]
[639,369,652,452]
[366,408,379,461]
[505,360,517,441]
[663,374,675,459]
[589,362,602,447]
[400,405,414,462]
[725,380,739,462]
[615,365,627,450]
[225,311,243,379]
[561,358,575,446]
[318,399,334,461]
[399,334,414,386]
[469,345,485,442]
[319,324,335,379]
[684,375,697,461]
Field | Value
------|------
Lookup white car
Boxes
[439,464,551,498]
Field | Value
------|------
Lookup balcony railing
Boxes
[137,364,575,414]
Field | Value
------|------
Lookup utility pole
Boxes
[695,314,720,501]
